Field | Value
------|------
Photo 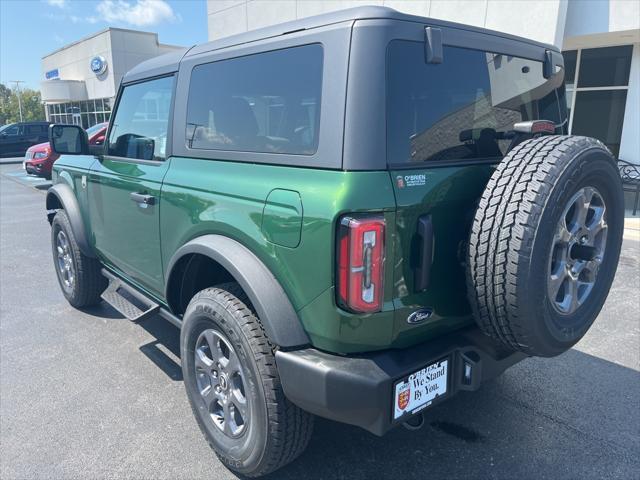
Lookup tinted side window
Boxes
[3,125,21,136]
[26,125,46,135]
[387,41,564,165]
[108,76,174,161]
[186,44,323,156]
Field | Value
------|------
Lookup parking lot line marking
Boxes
[1,169,51,191]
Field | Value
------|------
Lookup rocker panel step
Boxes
[100,270,159,321]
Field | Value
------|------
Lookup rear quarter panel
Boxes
[159,157,397,352]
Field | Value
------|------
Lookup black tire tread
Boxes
[52,209,106,308]
[467,135,614,352]
[189,283,313,477]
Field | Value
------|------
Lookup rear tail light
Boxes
[337,215,385,313]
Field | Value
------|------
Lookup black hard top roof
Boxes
[123,5,557,84]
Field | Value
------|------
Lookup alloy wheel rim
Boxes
[56,230,75,290]
[194,329,249,438]
[547,186,608,315]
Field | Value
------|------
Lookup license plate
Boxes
[393,358,448,420]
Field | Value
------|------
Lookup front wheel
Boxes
[181,283,313,477]
[51,209,106,307]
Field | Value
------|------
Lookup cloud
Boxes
[95,0,179,27]
[65,14,98,24]
[46,0,67,8]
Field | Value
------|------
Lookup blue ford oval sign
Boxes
[90,55,107,75]
[407,307,433,324]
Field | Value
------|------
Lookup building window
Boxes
[47,98,113,129]
[563,45,633,157]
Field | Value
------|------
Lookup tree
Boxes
[0,83,11,125]
[0,83,45,125]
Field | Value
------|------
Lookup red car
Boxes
[24,122,108,180]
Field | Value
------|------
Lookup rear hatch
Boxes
[386,36,566,347]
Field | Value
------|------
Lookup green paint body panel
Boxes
[388,165,498,347]
[53,153,495,354]
[88,156,170,295]
[159,157,398,353]
[53,155,97,235]
[262,189,303,248]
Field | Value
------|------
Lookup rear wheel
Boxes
[467,135,624,357]
[181,283,313,477]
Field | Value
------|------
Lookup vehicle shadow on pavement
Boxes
[263,349,639,480]
[81,302,183,381]
[123,309,639,480]
[80,265,639,480]
[136,315,182,381]
[80,303,126,320]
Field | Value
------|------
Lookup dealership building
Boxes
[40,28,182,128]
[39,1,639,165]
[206,0,639,164]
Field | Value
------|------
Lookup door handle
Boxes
[130,192,156,206]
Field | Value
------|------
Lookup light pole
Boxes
[10,80,24,122]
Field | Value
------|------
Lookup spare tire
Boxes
[467,135,624,357]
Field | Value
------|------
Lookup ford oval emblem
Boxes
[90,55,108,76]
[407,307,433,324]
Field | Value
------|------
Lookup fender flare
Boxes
[166,235,310,348]
[46,183,95,258]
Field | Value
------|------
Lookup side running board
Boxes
[100,269,159,322]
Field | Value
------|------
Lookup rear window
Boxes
[186,44,323,156]
[387,41,565,165]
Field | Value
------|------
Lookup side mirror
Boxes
[92,135,106,145]
[49,124,89,155]
[89,143,106,156]
[113,134,155,160]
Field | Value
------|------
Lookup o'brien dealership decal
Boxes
[396,174,427,188]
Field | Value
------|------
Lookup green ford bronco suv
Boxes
[45,6,624,477]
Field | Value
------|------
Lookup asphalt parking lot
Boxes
[1,163,638,480]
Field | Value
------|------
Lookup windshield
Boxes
[0,123,15,133]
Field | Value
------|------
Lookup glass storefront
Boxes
[563,45,633,157]
[46,98,112,128]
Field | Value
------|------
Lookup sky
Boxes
[0,0,207,90]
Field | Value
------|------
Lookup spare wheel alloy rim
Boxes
[194,328,249,438]
[547,186,608,315]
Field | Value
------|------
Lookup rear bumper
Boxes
[275,326,526,436]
